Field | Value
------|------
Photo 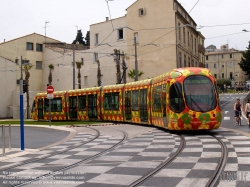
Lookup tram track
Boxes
[0,127,100,172]
[205,134,228,187]
[128,134,186,187]
[11,128,128,187]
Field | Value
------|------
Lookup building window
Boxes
[187,32,190,46]
[36,61,42,69]
[183,28,186,43]
[222,73,224,78]
[206,56,208,60]
[26,42,33,50]
[22,60,29,64]
[118,29,123,40]
[214,63,217,68]
[221,54,224,58]
[134,32,139,43]
[230,72,233,79]
[214,55,216,60]
[230,54,233,58]
[179,52,182,68]
[178,23,181,40]
[36,43,43,51]
[229,62,233,68]
[15,59,19,64]
[188,57,190,67]
[214,74,217,78]
[206,64,208,68]
[94,53,98,62]
[191,35,193,50]
[195,38,197,54]
[81,58,84,65]
[84,76,88,85]
[222,64,224,68]
[184,55,186,67]
[95,34,98,45]
[139,8,146,16]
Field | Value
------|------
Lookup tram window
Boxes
[132,90,139,111]
[104,92,119,110]
[169,82,185,113]
[78,96,86,110]
[153,85,162,112]
[44,98,62,112]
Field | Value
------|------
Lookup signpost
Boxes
[46,85,54,126]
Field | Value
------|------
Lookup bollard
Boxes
[9,123,11,150]
[2,124,5,156]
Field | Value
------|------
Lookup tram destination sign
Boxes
[185,79,210,84]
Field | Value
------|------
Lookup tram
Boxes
[31,67,222,130]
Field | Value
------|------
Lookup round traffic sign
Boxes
[47,85,54,94]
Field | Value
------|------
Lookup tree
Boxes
[114,49,121,84]
[239,41,250,76]
[96,60,102,86]
[72,30,85,45]
[85,31,90,46]
[76,62,82,89]
[216,78,231,87]
[121,52,128,84]
[23,64,33,119]
[48,64,54,85]
[128,69,144,80]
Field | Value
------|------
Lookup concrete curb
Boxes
[0,125,77,161]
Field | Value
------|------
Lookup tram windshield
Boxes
[183,75,216,112]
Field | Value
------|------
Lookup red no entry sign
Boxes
[47,85,54,94]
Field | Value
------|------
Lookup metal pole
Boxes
[73,46,75,89]
[20,56,25,150]
[2,125,5,156]
[9,123,11,150]
[49,98,51,126]
[134,37,138,81]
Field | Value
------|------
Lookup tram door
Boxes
[125,91,132,120]
[88,95,97,119]
[140,89,148,122]
[38,99,44,120]
[69,97,77,120]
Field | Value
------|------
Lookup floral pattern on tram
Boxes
[167,68,221,130]
[67,87,101,121]
[32,91,67,120]
[124,79,151,124]
[101,84,124,121]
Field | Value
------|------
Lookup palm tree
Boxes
[121,51,128,84]
[48,64,54,85]
[128,69,144,81]
[96,60,102,86]
[114,49,121,84]
[76,62,82,89]
[23,64,33,119]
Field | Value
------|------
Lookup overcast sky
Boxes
[1,0,250,50]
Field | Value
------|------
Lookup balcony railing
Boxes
[198,44,205,54]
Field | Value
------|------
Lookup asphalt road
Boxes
[219,93,250,133]
[0,126,70,149]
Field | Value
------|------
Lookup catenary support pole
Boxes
[20,56,25,150]
[134,37,138,81]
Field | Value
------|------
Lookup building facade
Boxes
[0,33,60,118]
[205,44,248,84]
[87,0,205,83]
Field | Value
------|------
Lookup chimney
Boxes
[106,17,109,22]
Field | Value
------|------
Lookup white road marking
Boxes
[224,117,230,120]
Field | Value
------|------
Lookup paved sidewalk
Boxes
[0,125,77,161]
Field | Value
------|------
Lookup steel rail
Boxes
[205,134,228,187]
[0,127,100,171]
[129,134,186,187]
[12,128,128,187]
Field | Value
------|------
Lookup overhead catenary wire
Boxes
[189,0,199,14]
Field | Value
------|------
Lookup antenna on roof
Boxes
[44,21,50,43]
